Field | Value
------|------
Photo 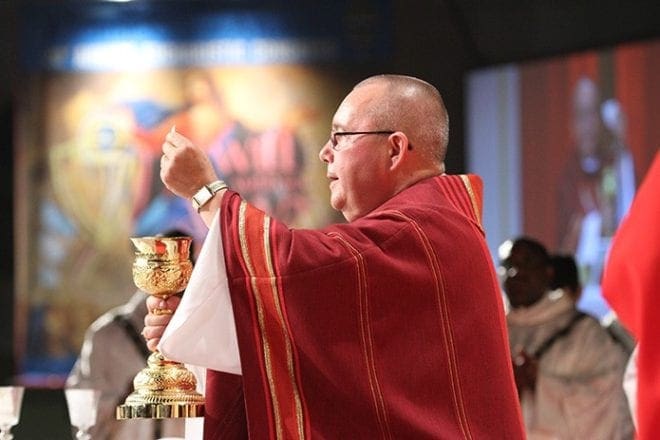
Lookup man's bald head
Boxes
[320,74,449,221]
[353,74,449,164]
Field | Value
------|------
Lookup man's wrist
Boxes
[191,180,228,212]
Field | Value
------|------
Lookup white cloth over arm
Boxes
[623,345,638,430]
[158,211,242,375]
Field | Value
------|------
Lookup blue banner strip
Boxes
[19,1,392,71]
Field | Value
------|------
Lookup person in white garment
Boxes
[500,236,633,439]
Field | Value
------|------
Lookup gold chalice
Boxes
[116,236,205,419]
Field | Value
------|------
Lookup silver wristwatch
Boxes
[191,180,228,212]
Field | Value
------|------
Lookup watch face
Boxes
[191,181,226,211]
[192,186,213,209]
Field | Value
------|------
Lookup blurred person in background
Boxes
[550,252,635,355]
[501,236,633,439]
[549,253,582,301]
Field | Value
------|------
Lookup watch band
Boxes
[191,180,228,212]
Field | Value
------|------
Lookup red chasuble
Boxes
[602,152,660,440]
[205,175,524,439]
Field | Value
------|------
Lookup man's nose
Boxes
[318,140,333,163]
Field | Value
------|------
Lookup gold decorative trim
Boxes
[459,175,482,229]
[117,402,204,419]
[262,216,306,439]
[238,201,283,438]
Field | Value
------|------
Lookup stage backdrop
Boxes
[14,1,391,386]
[467,37,660,320]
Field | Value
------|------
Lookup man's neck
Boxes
[393,166,444,196]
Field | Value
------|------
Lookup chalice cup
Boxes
[116,236,205,419]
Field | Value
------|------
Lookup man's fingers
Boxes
[162,128,183,155]
[146,295,181,313]
[146,338,160,352]
[164,128,188,150]
[145,313,173,326]
[142,324,168,339]
[143,296,178,351]
[162,139,177,157]
[142,324,165,352]
[166,295,182,309]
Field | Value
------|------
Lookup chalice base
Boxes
[116,351,205,419]
[117,402,204,419]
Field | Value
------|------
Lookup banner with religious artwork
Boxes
[15,1,391,385]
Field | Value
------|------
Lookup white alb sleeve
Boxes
[158,210,242,375]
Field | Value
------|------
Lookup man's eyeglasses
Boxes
[329,130,395,151]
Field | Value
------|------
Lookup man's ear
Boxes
[388,132,410,169]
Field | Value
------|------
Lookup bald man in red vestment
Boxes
[145,74,525,439]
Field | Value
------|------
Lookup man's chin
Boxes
[329,196,342,212]
[330,196,358,221]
